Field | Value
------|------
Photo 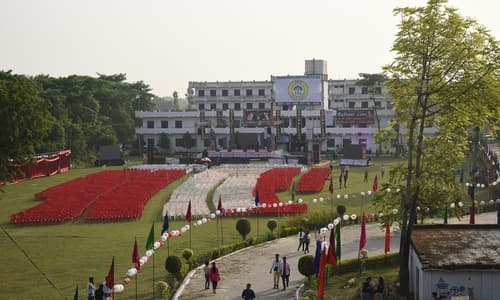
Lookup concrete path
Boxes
[175,212,497,299]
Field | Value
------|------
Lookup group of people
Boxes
[297,229,311,253]
[269,253,291,291]
[361,276,385,300]
[203,260,221,294]
[86,277,112,300]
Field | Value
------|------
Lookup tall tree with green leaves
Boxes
[0,71,51,183]
[383,0,500,296]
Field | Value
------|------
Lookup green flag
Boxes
[335,222,341,262]
[145,223,155,250]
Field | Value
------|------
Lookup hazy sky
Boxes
[1,0,499,97]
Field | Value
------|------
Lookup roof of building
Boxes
[411,224,500,270]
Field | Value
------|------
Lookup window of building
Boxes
[374,87,382,94]
[258,89,265,96]
[147,138,155,148]
[175,120,182,128]
[175,138,185,148]
[348,87,356,95]
[359,124,367,128]
[349,102,355,108]
[210,89,216,97]
[361,87,369,94]
[246,89,253,96]
[222,103,229,110]
[210,103,216,110]
[198,103,205,110]
[374,101,382,108]
[246,103,253,109]
[258,103,265,109]
[222,89,228,97]
[283,118,290,128]
[342,124,351,128]
[198,90,205,97]
[234,103,241,110]
[234,89,240,96]
[327,139,335,148]
[161,120,168,128]
[361,101,368,108]
[147,121,154,128]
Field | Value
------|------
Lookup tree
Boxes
[158,133,170,151]
[165,255,183,281]
[181,132,196,151]
[267,219,277,234]
[236,219,251,240]
[297,255,316,284]
[0,71,51,183]
[173,91,179,110]
[384,0,500,296]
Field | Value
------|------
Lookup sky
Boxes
[1,0,499,97]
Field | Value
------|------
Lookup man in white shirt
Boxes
[269,253,281,289]
[87,277,95,300]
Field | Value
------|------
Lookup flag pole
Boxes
[220,214,224,245]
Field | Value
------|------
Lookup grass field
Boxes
[1,157,478,299]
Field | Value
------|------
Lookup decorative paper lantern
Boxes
[202,218,207,223]
[262,203,267,208]
[153,242,160,249]
[386,188,392,193]
[161,234,168,241]
[288,200,293,204]
[159,241,165,248]
[392,208,398,214]
[367,191,372,196]
[126,268,138,277]
[215,209,221,215]
[279,202,283,207]
[378,213,384,218]
[210,213,216,219]
[327,223,334,230]
[196,220,202,225]
[350,214,357,220]
[313,198,317,203]
[145,250,154,257]
[242,207,247,212]
[343,214,349,221]
[319,197,324,202]
[185,224,190,230]
[360,192,366,196]
[458,201,464,207]
[113,284,124,293]
[450,203,456,208]
[123,277,131,285]
[181,226,187,233]
[236,207,242,212]
[333,218,340,226]
[320,227,327,234]
[344,194,349,199]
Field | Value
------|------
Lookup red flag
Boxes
[106,256,114,290]
[359,213,367,251]
[372,175,378,192]
[186,200,192,222]
[384,223,391,255]
[132,238,140,270]
[326,229,337,266]
[217,195,223,211]
[328,176,334,194]
[317,248,327,299]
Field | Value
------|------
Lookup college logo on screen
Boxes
[288,80,308,101]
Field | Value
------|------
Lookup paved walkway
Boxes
[175,212,497,300]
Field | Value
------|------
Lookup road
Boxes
[175,212,497,299]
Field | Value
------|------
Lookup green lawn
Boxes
[0,157,433,299]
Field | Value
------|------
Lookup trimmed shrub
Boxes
[267,219,277,233]
[236,218,251,240]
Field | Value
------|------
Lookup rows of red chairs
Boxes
[10,169,185,224]
[296,167,331,193]
[86,169,185,222]
[222,203,308,217]
[253,167,302,207]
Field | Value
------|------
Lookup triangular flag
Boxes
[359,213,367,251]
[384,223,391,255]
[132,238,140,270]
[161,214,169,235]
[314,240,322,275]
[186,200,192,222]
[145,223,154,250]
[217,194,223,211]
[317,248,327,299]
[254,190,260,206]
[335,222,341,262]
[106,256,114,290]
[328,176,334,194]
[326,228,337,266]
[372,175,378,192]
[73,285,78,300]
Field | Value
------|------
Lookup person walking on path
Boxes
[269,253,281,289]
[203,260,210,289]
[303,231,311,253]
[338,171,343,190]
[209,261,220,294]
[87,277,96,300]
[279,256,291,290]
[375,276,385,300]
[380,165,385,178]
[297,229,305,252]
[343,169,349,188]
[241,283,256,300]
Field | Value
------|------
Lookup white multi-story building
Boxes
[135,59,397,160]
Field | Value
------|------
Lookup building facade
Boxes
[135,59,397,159]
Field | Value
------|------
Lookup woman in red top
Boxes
[209,261,220,294]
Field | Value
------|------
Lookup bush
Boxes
[267,219,277,233]
[337,205,346,217]
[298,255,316,279]
[165,255,183,281]
[156,281,170,297]
[236,218,251,240]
